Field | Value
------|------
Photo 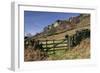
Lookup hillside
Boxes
[32,14,90,40]
[24,14,90,61]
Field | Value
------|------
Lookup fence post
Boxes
[46,40,47,48]
[65,38,68,51]
[46,40,48,53]
[68,36,71,50]
[53,40,55,54]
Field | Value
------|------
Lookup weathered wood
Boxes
[68,36,71,50]
[53,40,55,54]
[39,39,68,54]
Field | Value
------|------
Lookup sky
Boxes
[24,11,80,36]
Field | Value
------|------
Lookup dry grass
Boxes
[36,26,90,41]
[24,49,48,61]
[65,38,90,59]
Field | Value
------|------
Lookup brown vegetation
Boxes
[24,48,48,61]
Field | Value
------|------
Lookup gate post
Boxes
[53,40,55,54]
[65,35,70,50]
[68,35,71,50]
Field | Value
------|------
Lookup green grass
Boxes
[47,49,67,60]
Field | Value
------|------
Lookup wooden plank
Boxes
[38,39,66,42]
[42,45,68,49]
[48,48,68,51]
[42,41,67,45]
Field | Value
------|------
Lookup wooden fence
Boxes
[38,37,70,54]
[24,29,90,55]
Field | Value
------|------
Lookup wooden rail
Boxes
[38,38,69,54]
